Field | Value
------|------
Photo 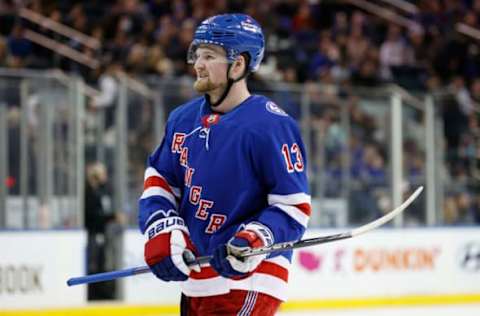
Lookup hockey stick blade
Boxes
[66,186,423,286]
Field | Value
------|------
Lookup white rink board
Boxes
[0,230,86,309]
[122,228,480,303]
[287,228,480,300]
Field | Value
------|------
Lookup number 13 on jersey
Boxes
[281,143,304,173]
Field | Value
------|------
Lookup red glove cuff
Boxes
[234,230,265,248]
[145,230,197,267]
[145,233,171,266]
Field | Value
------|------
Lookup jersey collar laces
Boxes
[182,114,221,151]
[199,127,211,151]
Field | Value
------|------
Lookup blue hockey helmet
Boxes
[187,14,265,72]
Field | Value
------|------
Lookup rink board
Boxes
[288,227,480,300]
[0,230,86,309]
[1,227,480,313]
[121,228,480,304]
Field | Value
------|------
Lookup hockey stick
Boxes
[67,186,423,286]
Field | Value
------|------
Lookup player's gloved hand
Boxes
[144,216,200,281]
[210,223,274,277]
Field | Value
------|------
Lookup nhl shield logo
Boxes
[266,101,288,116]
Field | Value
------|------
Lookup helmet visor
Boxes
[187,41,231,65]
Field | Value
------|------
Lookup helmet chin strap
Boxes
[207,56,250,108]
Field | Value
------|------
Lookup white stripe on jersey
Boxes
[232,273,288,302]
[272,203,309,227]
[140,186,178,208]
[268,192,310,227]
[268,192,311,205]
[181,273,288,302]
[144,167,181,198]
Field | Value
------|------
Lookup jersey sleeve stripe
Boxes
[144,167,181,197]
[295,202,312,216]
[144,176,175,195]
[140,187,178,208]
[268,192,311,206]
[272,203,309,227]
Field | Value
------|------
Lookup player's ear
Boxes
[234,57,244,70]
[231,55,247,79]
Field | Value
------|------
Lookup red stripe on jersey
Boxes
[256,261,289,282]
[295,203,311,216]
[190,266,218,280]
[144,176,174,195]
[189,261,288,282]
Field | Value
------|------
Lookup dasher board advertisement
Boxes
[121,228,480,303]
[0,230,86,309]
[288,228,480,300]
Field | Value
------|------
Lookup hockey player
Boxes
[138,13,311,315]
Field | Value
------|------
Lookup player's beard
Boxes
[193,77,225,93]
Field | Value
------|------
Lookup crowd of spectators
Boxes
[0,0,479,226]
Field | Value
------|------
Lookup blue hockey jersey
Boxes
[138,95,311,301]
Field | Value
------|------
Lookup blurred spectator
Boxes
[90,62,122,128]
[407,25,429,68]
[145,43,174,75]
[6,107,20,194]
[0,36,6,66]
[346,18,371,71]
[443,191,475,225]
[379,24,414,80]
[449,76,474,115]
[272,64,302,119]
[470,78,480,103]
[84,161,125,300]
[442,93,470,165]
[0,0,479,227]
[292,2,315,33]
[85,62,123,163]
[351,57,380,87]
[66,4,89,41]
[6,24,32,67]
[308,31,339,80]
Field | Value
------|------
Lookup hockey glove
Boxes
[210,223,274,277]
[144,216,200,281]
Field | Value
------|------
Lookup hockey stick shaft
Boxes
[67,186,423,286]
[67,266,151,286]
[240,185,424,258]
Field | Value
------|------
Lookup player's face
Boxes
[192,46,229,93]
